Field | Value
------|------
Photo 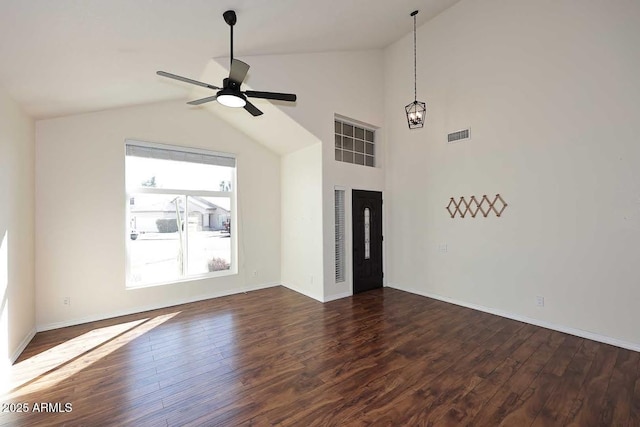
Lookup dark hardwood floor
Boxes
[2,286,639,426]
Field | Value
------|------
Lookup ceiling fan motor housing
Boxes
[223,78,241,91]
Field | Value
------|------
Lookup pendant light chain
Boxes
[405,10,426,129]
[413,12,417,102]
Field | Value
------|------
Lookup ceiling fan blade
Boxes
[244,100,263,116]
[244,90,297,102]
[228,59,250,85]
[187,95,218,105]
[157,71,220,90]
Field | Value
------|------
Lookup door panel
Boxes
[352,190,383,294]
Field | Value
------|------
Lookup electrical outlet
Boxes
[63,296,71,306]
[536,296,544,307]
[438,244,448,253]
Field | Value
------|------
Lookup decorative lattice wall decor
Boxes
[446,194,507,218]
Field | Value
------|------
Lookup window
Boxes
[335,189,345,283]
[125,141,236,287]
[334,118,375,167]
[364,207,370,260]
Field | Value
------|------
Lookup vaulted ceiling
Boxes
[0,0,461,119]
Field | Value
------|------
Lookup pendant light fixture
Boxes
[405,10,426,129]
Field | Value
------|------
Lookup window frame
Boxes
[124,139,238,289]
[334,117,376,168]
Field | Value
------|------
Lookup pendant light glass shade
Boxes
[405,10,426,129]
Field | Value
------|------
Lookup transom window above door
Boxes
[334,118,375,167]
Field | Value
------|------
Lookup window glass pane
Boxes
[365,142,374,155]
[364,208,370,260]
[186,196,231,276]
[128,193,185,285]
[126,143,236,287]
[365,130,375,142]
[343,151,354,163]
[343,124,354,136]
[126,156,232,192]
[333,118,375,168]
[343,137,354,151]
[365,155,375,167]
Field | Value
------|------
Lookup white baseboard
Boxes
[37,282,280,332]
[323,291,352,302]
[387,284,640,353]
[280,283,324,303]
[10,327,37,364]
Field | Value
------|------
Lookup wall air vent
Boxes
[447,128,471,144]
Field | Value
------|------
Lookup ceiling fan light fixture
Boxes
[156,10,296,117]
[216,89,246,108]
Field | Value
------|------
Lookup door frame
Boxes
[332,186,386,297]
[351,189,384,294]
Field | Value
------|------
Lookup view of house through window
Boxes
[125,141,236,287]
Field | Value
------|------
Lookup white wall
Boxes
[319,58,386,301]
[384,0,640,347]
[0,86,35,369]
[35,100,281,329]
[236,51,384,145]
[33,49,386,332]
[281,143,324,301]
[234,51,387,300]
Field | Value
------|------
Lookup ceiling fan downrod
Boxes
[223,10,236,67]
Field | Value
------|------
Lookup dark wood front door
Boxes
[352,190,383,294]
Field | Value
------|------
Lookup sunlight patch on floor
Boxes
[4,311,180,398]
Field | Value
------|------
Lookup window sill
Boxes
[126,269,237,290]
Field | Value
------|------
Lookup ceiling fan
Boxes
[157,10,297,117]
